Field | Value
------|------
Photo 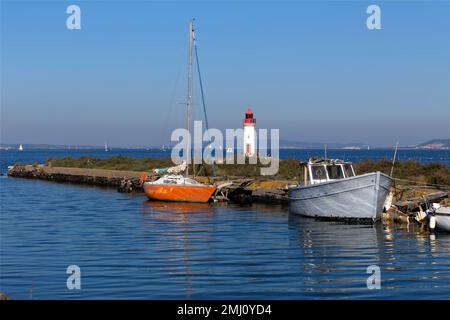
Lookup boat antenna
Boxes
[390,141,399,177]
[185,19,194,177]
[193,26,216,177]
[324,144,327,161]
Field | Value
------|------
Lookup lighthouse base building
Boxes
[243,107,256,157]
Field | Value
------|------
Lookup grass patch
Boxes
[46,156,173,172]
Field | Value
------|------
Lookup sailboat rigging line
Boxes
[186,20,194,177]
[194,37,216,177]
[392,178,450,189]
[194,42,209,131]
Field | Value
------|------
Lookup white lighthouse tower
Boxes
[243,107,256,157]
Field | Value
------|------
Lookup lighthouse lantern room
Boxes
[243,107,256,157]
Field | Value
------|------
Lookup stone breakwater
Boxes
[7,164,294,204]
[7,164,145,192]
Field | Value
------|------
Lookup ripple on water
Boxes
[2,177,450,299]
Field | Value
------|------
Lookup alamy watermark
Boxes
[367,5,382,30]
[366,265,381,289]
[67,265,81,290]
[171,121,280,176]
[66,5,81,30]
[65,4,381,31]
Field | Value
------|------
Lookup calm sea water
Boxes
[1,149,450,299]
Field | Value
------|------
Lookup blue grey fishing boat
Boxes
[288,158,393,221]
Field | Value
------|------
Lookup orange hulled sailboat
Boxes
[143,20,216,203]
[143,175,216,203]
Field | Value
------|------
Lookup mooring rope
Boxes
[393,177,450,189]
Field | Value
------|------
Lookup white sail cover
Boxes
[167,161,187,174]
[153,161,187,175]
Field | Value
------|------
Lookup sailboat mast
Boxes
[185,20,194,176]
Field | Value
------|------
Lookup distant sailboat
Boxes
[18,144,24,151]
[104,142,109,152]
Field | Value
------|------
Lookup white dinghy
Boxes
[428,204,450,232]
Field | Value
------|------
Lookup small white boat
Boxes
[432,206,450,232]
[18,144,24,151]
[288,158,392,221]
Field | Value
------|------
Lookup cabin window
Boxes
[311,165,327,180]
[344,164,354,177]
[326,165,344,179]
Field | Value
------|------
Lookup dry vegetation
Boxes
[44,156,450,187]
[45,156,173,172]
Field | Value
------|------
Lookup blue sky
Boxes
[1,0,449,147]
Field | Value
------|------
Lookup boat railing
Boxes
[301,161,356,186]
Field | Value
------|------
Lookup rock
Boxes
[0,292,11,300]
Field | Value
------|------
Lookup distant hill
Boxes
[279,140,370,149]
[0,143,173,150]
[411,139,450,150]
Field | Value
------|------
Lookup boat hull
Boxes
[143,184,216,203]
[435,207,450,232]
[288,172,392,220]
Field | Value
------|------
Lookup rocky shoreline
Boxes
[8,164,145,192]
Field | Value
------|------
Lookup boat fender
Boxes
[429,215,436,231]
[139,173,149,185]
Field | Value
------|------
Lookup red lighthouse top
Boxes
[243,107,256,125]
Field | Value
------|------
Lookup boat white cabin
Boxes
[298,158,356,186]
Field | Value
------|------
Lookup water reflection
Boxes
[140,201,217,299]
[287,215,383,294]
[142,201,215,220]
[286,215,450,297]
